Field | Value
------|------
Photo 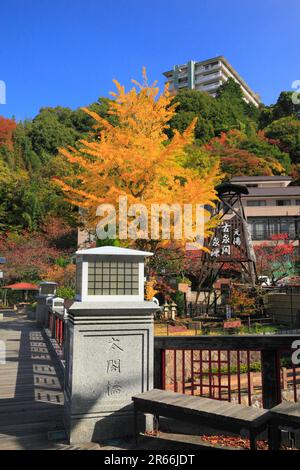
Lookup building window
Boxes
[250,220,267,240]
[247,200,266,207]
[88,261,139,295]
[296,200,300,205]
[268,218,279,237]
[247,217,296,240]
[276,200,291,206]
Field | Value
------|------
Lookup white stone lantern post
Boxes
[64,246,158,443]
[36,281,58,326]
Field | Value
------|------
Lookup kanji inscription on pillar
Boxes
[105,337,124,397]
[78,331,147,403]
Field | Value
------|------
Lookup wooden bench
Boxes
[269,402,300,449]
[132,389,271,450]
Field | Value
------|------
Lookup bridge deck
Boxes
[0,311,101,449]
[0,311,231,450]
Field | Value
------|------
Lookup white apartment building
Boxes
[163,56,261,107]
[230,176,300,244]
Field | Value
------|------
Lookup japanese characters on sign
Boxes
[105,337,124,397]
[210,222,241,258]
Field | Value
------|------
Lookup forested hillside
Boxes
[168,81,299,179]
[0,78,299,287]
[1,79,299,234]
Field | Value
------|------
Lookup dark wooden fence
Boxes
[46,309,300,409]
[48,310,65,348]
[154,335,300,409]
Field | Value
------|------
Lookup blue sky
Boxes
[0,0,299,120]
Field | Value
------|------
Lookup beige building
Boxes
[230,176,300,245]
[163,56,261,107]
[78,176,300,248]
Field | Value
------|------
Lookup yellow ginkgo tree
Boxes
[54,69,220,247]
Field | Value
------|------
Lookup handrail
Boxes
[48,308,67,350]
[154,334,300,409]
[155,334,300,351]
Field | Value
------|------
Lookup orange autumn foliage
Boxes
[54,69,220,245]
[203,129,285,178]
[43,263,76,288]
[145,277,159,301]
[0,116,16,149]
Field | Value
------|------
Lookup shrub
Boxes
[57,286,75,299]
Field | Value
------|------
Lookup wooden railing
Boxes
[154,335,300,409]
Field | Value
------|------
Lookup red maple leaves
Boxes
[0,116,16,150]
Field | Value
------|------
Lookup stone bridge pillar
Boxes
[64,246,158,443]
[36,281,57,326]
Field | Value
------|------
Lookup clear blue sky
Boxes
[0,0,300,120]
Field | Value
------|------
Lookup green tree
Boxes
[203,130,286,179]
[273,91,300,120]
[29,107,79,160]
[168,79,259,144]
[264,117,300,162]
[13,122,41,171]
[183,144,219,177]
[167,89,216,142]
[258,91,300,128]
[216,78,259,131]
[238,134,291,172]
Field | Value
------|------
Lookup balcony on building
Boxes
[194,71,222,85]
[195,61,221,75]
[200,81,222,92]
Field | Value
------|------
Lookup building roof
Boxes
[39,281,57,285]
[75,246,153,257]
[3,282,39,290]
[199,56,260,103]
[217,182,249,196]
[231,176,292,182]
[246,187,300,197]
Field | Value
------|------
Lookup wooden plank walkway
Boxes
[0,310,101,450]
[0,311,245,450]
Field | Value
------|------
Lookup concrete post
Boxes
[170,302,177,320]
[63,246,158,443]
[36,282,57,327]
[163,302,169,320]
[36,298,47,325]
